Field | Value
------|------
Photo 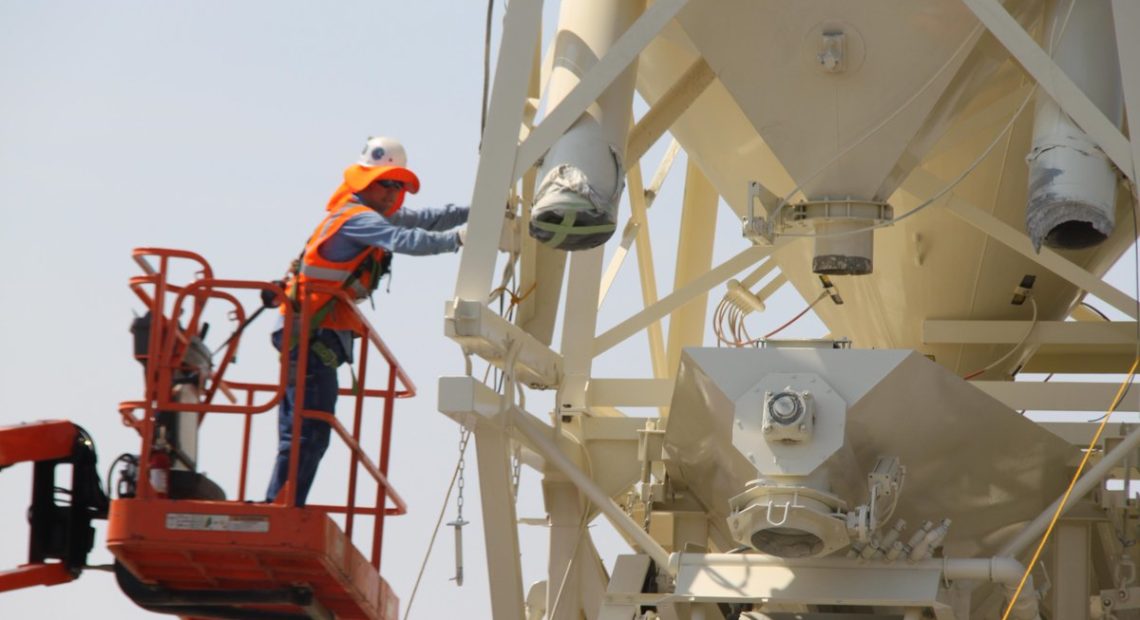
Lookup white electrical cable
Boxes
[963,297,1039,380]
[779,82,1039,242]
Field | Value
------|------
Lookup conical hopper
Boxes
[677,0,981,200]
[635,0,1134,374]
[663,347,1076,557]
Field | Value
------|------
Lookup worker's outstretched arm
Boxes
[335,211,461,256]
[385,203,469,231]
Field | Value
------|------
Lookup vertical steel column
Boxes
[454,0,545,301]
[1112,0,1140,185]
[665,161,718,377]
[560,248,606,411]
[544,478,586,620]
[475,421,527,620]
[1051,523,1091,620]
[627,164,668,380]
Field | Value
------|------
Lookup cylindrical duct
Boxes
[1026,0,1124,250]
[813,220,874,275]
[530,0,644,251]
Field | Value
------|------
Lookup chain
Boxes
[510,439,522,500]
[456,427,471,522]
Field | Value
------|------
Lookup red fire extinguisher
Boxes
[149,430,171,499]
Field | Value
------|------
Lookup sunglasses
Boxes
[374,179,405,190]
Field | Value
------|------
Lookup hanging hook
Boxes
[446,517,469,586]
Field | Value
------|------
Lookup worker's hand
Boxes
[456,228,467,248]
[498,210,520,253]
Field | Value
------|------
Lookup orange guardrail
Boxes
[119,247,415,571]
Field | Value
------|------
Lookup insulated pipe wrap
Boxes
[530,0,644,251]
[1025,0,1124,250]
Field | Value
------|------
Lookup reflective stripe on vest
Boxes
[282,201,386,332]
[300,263,354,281]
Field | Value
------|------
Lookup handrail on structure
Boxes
[121,247,415,571]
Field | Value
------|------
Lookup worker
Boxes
[267,136,497,506]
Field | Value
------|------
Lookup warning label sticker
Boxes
[165,513,270,533]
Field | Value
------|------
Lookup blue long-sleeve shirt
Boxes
[319,200,468,260]
[276,200,470,359]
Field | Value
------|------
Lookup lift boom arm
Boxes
[0,420,108,594]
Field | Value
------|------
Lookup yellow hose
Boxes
[1001,356,1139,620]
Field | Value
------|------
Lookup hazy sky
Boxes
[0,2,766,618]
[2,2,1137,620]
[0,2,529,617]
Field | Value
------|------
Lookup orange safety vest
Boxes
[282,201,386,334]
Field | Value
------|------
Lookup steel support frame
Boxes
[976,381,1140,413]
[629,161,669,379]
[931,83,1035,156]
[444,2,1140,619]
[658,554,979,620]
[584,375,1140,415]
[543,478,607,620]
[1051,522,1091,620]
[511,0,693,184]
[1112,0,1140,306]
[445,5,547,613]
[1003,417,1140,557]
[511,407,674,572]
[899,168,1139,319]
[665,160,720,377]
[473,420,527,620]
[598,140,683,384]
[560,248,607,412]
[445,299,564,388]
[958,0,1135,184]
[439,376,660,596]
[924,320,1140,345]
[594,246,772,357]
[625,58,715,166]
[1114,0,1140,186]
[455,0,545,301]
[518,0,694,391]
[598,555,654,620]
[438,380,528,620]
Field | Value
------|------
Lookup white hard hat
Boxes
[358,136,407,168]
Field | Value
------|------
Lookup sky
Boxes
[0,2,534,617]
[0,2,768,618]
[1,2,1138,620]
